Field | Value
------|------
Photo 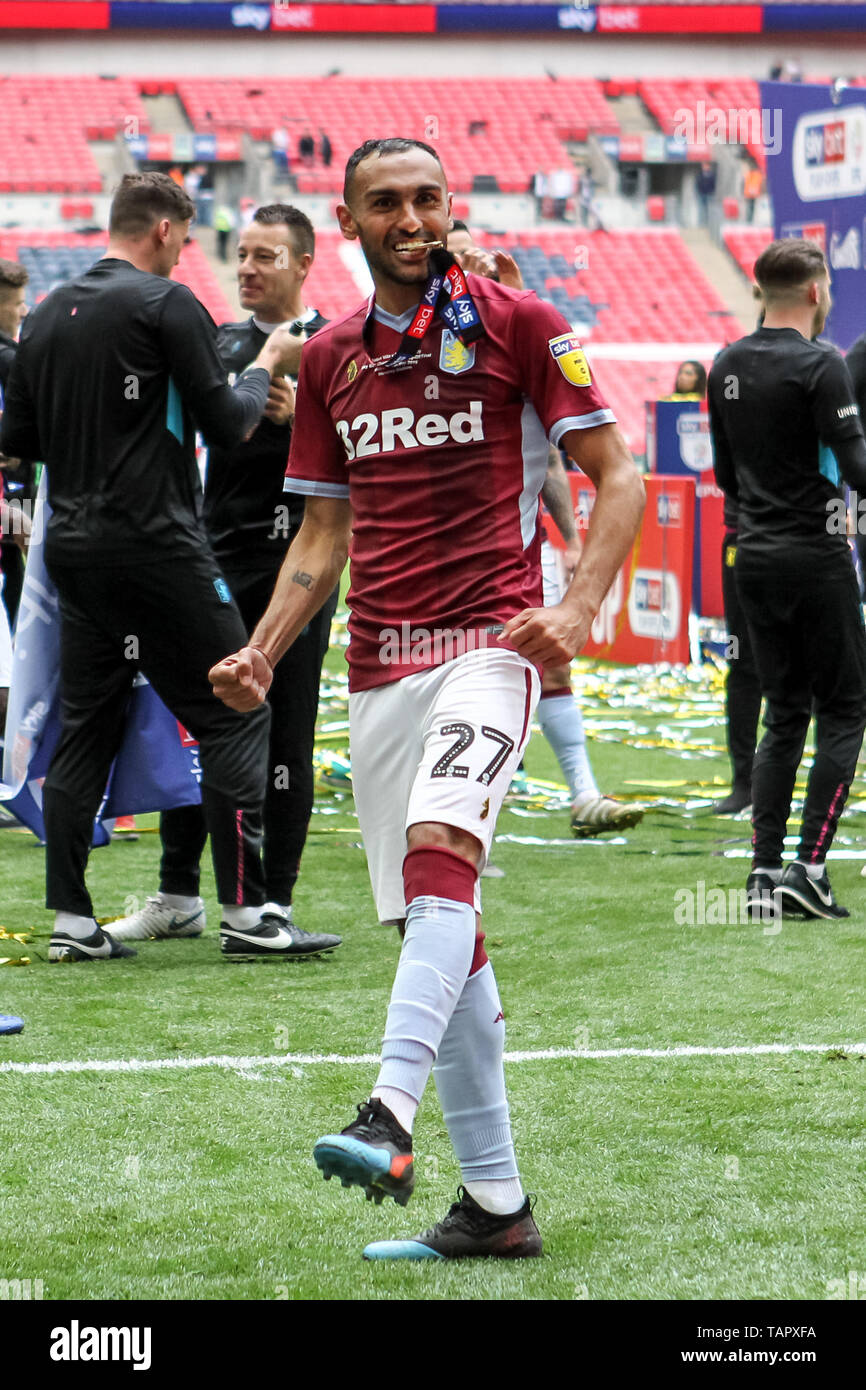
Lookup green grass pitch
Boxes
[2,655,866,1301]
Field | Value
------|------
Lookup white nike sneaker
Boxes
[107,893,206,941]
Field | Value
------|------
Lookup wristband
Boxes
[248,644,274,673]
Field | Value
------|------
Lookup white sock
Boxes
[464,1177,525,1215]
[158,892,200,911]
[55,911,98,941]
[220,905,264,930]
[802,862,826,881]
[536,693,597,800]
[261,901,293,921]
[754,866,782,882]
[433,962,523,1210]
[374,893,476,1114]
[371,1085,417,1135]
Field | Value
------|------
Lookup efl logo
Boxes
[656,493,682,527]
[628,569,680,641]
[793,105,866,202]
[548,334,592,386]
[804,120,845,166]
[676,413,712,473]
[780,220,826,253]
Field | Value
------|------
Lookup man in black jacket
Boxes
[0,257,30,715]
[709,238,866,920]
[110,203,341,957]
[1,174,302,961]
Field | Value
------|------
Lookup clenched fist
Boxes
[209,645,274,711]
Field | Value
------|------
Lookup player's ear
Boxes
[336,203,359,243]
[154,217,171,247]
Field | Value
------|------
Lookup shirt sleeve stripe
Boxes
[550,409,616,445]
[283,478,350,499]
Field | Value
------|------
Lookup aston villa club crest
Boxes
[439,329,475,375]
[347,359,359,383]
[548,333,591,386]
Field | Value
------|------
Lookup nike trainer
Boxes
[220,911,342,960]
[314,1097,414,1206]
[363,1187,542,1261]
[775,861,849,920]
[745,871,780,924]
[49,926,137,962]
[107,893,206,941]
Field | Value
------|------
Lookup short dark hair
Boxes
[0,258,28,293]
[343,137,445,204]
[109,172,195,238]
[754,238,827,300]
[252,203,315,260]
[449,219,470,234]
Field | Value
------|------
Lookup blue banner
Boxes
[765,5,866,30]
[111,2,271,30]
[437,4,596,33]
[761,80,866,352]
[193,133,218,162]
[1,481,202,845]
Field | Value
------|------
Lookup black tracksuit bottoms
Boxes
[158,562,338,906]
[736,554,866,867]
[43,547,270,916]
[721,532,762,793]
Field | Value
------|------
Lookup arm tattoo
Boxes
[292,570,315,590]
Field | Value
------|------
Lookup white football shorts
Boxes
[350,646,540,922]
[541,536,568,609]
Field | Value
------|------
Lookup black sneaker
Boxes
[745,871,780,924]
[713,785,752,816]
[48,926,137,962]
[314,1098,414,1207]
[775,861,849,920]
[220,911,342,960]
[363,1186,542,1261]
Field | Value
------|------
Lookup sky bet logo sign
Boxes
[804,120,845,167]
[793,106,866,202]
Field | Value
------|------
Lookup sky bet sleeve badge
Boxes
[548,333,592,386]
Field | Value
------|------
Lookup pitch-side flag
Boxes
[0,479,202,844]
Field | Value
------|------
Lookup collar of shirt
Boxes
[252,306,319,335]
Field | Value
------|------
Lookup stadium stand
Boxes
[474,228,742,343]
[0,230,232,324]
[0,76,149,193]
[638,77,765,163]
[172,76,620,193]
[724,226,773,281]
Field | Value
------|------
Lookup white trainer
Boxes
[570,793,645,839]
[107,893,206,941]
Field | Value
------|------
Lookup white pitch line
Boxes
[1,1042,865,1077]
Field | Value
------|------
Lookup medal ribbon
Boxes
[389,249,485,364]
